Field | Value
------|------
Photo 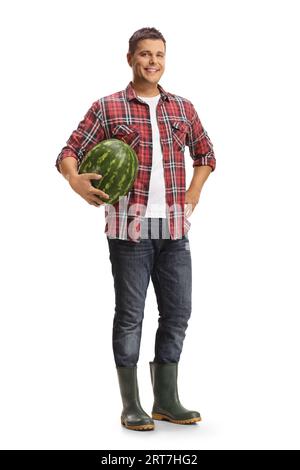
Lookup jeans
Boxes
[106,217,192,367]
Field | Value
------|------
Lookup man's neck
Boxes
[132,80,160,98]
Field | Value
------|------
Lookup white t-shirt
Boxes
[137,94,167,218]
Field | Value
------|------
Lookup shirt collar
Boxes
[125,80,170,102]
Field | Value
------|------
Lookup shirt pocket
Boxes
[171,120,188,152]
[111,123,140,151]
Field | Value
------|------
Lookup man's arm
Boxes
[186,101,216,172]
[55,101,110,206]
[55,100,105,174]
[188,165,212,193]
[185,166,212,214]
[58,156,79,181]
[185,102,216,212]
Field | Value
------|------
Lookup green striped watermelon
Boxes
[78,139,138,205]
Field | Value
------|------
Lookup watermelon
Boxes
[78,138,138,205]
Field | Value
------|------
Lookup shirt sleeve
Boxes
[55,100,105,174]
[186,102,216,171]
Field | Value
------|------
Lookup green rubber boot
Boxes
[116,365,155,431]
[149,362,201,424]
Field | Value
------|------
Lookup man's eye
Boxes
[141,53,164,57]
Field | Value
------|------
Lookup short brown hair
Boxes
[128,27,166,55]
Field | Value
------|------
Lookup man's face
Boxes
[127,39,165,85]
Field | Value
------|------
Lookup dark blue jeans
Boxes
[106,217,192,367]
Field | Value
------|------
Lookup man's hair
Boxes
[128,27,166,55]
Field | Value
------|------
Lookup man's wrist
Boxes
[188,165,212,193]
[66,172,79,183]
[58,155,79,181]
[187,184,202,195]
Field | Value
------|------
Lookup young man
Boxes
[55,27,216,431]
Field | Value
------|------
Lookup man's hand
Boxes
[68,173,110,207]
[185,188,201,217]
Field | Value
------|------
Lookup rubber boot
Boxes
[149,361,201,424]
[116,365,155,431]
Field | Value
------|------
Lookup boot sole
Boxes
[121,419,155,431]
[152,413,201,424]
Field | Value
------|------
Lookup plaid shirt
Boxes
[55,80,216,242]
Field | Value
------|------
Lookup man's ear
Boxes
[127,53,132,67]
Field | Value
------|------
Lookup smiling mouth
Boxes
[145,68,159,73]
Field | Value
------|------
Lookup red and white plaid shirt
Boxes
[55,81,216,242]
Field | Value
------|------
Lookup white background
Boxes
[0,0,299,450]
